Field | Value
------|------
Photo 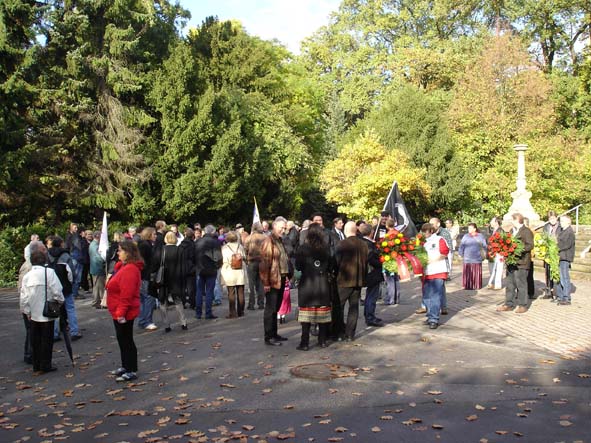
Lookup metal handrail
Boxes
[534,204,584,234]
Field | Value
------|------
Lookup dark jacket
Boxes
[47,247,73,296]
[335,236,368,288]
[513,226,534,270]
[282,227,299,257]
[79,238,90,265]
[295,244,334,308]
[137,239,153,281]
[106,241,120,274]
[65,231,82,260]
[160,244,182,301]
[196,234,222,277]
[362,237,384,287]
[557,226,575,262]
[178,238,196,281]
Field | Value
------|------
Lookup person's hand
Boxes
[117,317,126,324]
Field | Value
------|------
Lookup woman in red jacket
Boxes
[106,241,143,382]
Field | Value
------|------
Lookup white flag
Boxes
[253,198,260,226]
[98,211,109,261]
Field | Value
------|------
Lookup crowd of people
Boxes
[17,209,577,380]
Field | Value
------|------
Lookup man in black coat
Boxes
[359,223,384,327]
[194,225,222,319]
[556,216,575,305]
[497,213,534,314]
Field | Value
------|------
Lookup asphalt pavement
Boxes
[1,269,590,443]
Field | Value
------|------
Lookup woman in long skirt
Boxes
[458,223,487,290]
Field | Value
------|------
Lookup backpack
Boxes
[228,245,243,270]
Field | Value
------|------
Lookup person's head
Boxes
[164,231,177,245]
[371,216,379,226]
[235,223,244,233]
[30,250,47,266]
[170,224,178,234]
[429,217,441,229]
[305,223,327,249]
[155,220,166,232]
[380,211,390,225]
[343,221,357,238]
[467,223,478,234]
[184,227,195,241]
[51,236,64,248]
[385,219,395,229]
[194,227,202,239]
[69,223,78,233]
[286,221,294,231]
[358,223,372,237]
[128,226,137,236]
[113,232,124,242]
[225,231,238,243]
[548,210,558,225]
[45,235,55,248]
[445,219,453,229]
[118,240,143,264]
[93,230,101,240]
[272,216,287,237]
[333,217,344,231]
[301,220,311,230]
[251,222,263,234]
[560,215,571,229]
[311,213,324,227]
[421,223,435,238]
[141,227,156,241]
[217,226,225,235]
[204,224,216,236]
[30,234,39,242]
[193,223,201,231]
[29,241,47,256]
[85,231,93,241]
[490,217,501,229]
[262,221,269,231]
[511,213,524,228]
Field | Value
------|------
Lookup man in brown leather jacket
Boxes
[259,217,290,346]
[335,221,368,341]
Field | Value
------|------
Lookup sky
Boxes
[181,0,342,53]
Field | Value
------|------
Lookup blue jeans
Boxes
[423,278,444,324]
[138,280,156,327]
[214,270,222,304]
[197,274,216,318]
[71,258,83,297]
[364,284,380,323]
[384,274,400,304]
[557,260,571,301]
[54,294,79,337]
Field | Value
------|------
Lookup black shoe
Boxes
[429,322,439,329]
[265,339,282,346]
[366,321,384,327]
[296,345,309,351]
[247,306,255,311]
[181,324,188,330]
[205,315,218,319]
[440,308,449,315]
[273,335,288,342]
[165,327,172,333]
[71,334,82,341]
[42,366,58,373]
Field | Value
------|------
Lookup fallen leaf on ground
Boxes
[559,420,573,427]
[466,415,478,421]
[334,427,347,432]
[371,426,381,432]
[432,424,444,429]
[475,404,486,410]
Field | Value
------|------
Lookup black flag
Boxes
[383,181,418,238]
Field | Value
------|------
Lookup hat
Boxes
[235,223,244,229]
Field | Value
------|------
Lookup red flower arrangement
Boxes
[376,230,428,281]
[487,231,524,266]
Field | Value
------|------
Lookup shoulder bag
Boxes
[43,266,61,318]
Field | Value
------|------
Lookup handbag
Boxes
[43,266,61,318]
[151,248,166,287]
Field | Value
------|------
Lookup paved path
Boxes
[0,267,589,443]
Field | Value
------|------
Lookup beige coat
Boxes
[220,242,246,287]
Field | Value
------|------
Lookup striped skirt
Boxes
[297,306,332,323]
[462,263,482,290]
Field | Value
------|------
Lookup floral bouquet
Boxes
[487,231,524,266]
[534,232,560,281]
[376,230,428,282]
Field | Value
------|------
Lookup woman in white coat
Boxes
[220,231,246,318]
[20,250,64,374]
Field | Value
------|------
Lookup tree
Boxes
[320,130,430,220]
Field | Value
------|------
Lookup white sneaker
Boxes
[145,323,158,331]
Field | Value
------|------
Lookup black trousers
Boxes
[247,261,265,308]
[184,275,196,308]
[23,314,32,363]
[328,279,343,339]
[300,322,328,346]
[264,279,285,340]
[30,320,54,371]
[527,261,535,297]
[113,319,137,372]
[338,287,361,339]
